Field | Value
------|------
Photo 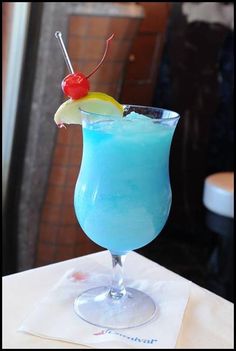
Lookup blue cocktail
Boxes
[74,105,180,328]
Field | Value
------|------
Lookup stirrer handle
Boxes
[55,31,74,74]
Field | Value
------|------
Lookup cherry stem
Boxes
[86,33,114,79]
[55,31,74,74]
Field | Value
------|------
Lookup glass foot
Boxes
[74,286,157,329]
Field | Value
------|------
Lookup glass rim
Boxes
[79,104,180,121]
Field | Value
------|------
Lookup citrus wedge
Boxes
[54,92,123,125]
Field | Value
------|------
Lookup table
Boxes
[2,250,234,349]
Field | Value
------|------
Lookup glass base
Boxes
[74,286,157,329]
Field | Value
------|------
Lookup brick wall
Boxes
[120,2,171,105]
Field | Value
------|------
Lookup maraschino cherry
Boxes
[61,72,90,100]
[55,31,114,100]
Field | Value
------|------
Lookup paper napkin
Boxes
[18,260,190,349]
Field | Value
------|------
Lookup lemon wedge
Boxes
[54,92,123,125]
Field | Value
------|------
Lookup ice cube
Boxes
[124,111,151,121]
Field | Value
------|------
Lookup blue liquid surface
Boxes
[74,113,176,255]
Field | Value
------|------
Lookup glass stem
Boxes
[109,252,127,300]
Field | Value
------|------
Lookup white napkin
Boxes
[18,260,190,349]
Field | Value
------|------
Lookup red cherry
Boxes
[61,72,90,100]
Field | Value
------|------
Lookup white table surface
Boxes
[2,250,234,349]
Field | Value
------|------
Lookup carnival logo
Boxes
[94,329,158,344]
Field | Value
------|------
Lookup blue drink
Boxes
[74,109,178,255]
[73,105,180,329]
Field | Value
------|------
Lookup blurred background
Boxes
[2,2,234,302]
